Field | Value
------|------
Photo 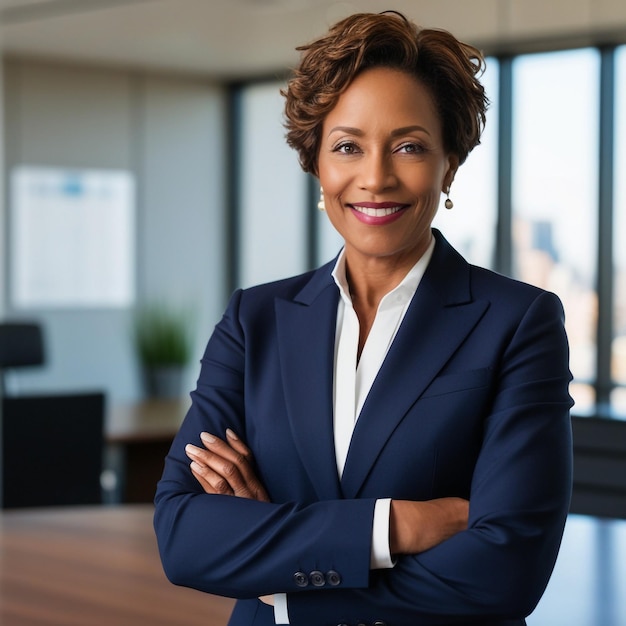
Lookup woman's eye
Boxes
[334,142,360,154]
[396,142,424,154]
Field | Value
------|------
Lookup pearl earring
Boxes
[318,186,326,211]
[444,186,454,210]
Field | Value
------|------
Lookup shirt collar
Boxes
[331,234,436,306]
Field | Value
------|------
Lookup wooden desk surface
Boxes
[2,505,624,625]
[106,398,190,444]
[0,505,235,626]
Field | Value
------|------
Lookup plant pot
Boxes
[144,365,185,399]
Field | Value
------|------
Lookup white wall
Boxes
[138,75,227,393]
[3,59,227,404]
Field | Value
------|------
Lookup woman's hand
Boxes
[185,429,270,502]
[390,497,469,555]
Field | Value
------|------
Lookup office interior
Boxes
[0,1,625,625]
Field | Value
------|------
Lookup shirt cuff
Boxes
[371,498,395,569]
[274,593,289,624]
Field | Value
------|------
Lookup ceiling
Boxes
[0,0,507,80]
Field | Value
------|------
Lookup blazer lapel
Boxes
[275,263,343,501]
[340,232,490,498]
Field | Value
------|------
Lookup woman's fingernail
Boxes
[200,432,216,444]
[226,428,238,440]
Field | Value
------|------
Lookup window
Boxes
[511,49,600,413]
[613,46,626,414]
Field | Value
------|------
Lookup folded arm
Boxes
[154,288,573,624]
[185,429,468,611]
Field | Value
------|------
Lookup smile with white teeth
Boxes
[351,205,405,216]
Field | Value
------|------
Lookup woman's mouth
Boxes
[349,202,409,225]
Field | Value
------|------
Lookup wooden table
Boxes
[2,505,624,625]
[106,398,190,445]
[0,505,235,626]
[105,399,189,503]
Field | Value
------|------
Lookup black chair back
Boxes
[0,323,45,368]
[0,322,45,396]
[1,392,105,508]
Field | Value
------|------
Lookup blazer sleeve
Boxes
[154,288,573,625]
[285,290,574,625]
[153,289,377,598]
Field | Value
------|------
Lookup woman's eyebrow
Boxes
[327,124,431,137]
[327,125,363,137]
[391,125,431,137]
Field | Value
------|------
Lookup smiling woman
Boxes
[154,11,573,626]
[317,67,457,298]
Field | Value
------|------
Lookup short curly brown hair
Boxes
[283,11,488,176]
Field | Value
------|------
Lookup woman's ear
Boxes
[443,154,460,191]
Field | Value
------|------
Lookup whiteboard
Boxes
[10,166,135,308]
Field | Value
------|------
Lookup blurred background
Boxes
[0,2,625,624]
[0,0,625,502]
[0,0,624,415]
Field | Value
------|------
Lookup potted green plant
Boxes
[134,304,193,399]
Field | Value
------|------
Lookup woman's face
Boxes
[317,66,458,269]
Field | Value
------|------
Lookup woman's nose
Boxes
[358,152,397,192]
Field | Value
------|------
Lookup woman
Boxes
[154,11,573,626]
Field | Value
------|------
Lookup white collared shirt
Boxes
[274,236,435,624]
[331,240,434,477]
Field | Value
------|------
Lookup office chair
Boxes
[1,392,106,508]
[0,322,45,395]
[0,322,106,508]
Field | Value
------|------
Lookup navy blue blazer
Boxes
[154,230,573,626]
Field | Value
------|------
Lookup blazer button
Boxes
[373,622,387,626]
[326,570,341,586]
[310,570,325,586]
[293,571,308,587]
